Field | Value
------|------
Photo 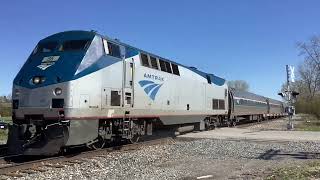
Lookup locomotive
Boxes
[7,31,285,155]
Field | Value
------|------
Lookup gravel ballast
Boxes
[3,116,320,180]
[5,138,319,180]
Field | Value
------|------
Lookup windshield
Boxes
[33,41,58,54]
[59,40,91,51]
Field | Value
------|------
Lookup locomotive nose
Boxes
[12,85,66,109]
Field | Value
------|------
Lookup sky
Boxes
[0,0,319,100]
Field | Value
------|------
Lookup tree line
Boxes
[287,36,320,117]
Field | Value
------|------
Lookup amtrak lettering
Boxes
[143,73,164,81]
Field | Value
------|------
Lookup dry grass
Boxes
[296,114,320,131]
[267,161,320,180]
[0,102,11,117]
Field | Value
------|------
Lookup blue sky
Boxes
[0,0,319,99]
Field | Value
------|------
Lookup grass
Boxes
[0,116,10,141]
[1,116,12,123]
[267,161,320,180]
[295,114,320,131]
[0,103,11,107]
[0,130,7,142]
[0,103,11,117]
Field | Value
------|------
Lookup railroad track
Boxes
[0,137,174,178]
[0,118,283,177]
[233,117,280,129]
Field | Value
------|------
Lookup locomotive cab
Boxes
[8,31,111,155]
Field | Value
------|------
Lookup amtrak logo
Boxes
[37,56,60,70]
[138,80,163,100]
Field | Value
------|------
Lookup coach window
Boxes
[171,63,180,76]
[141,53,150,67]
[159,59,167,72]
[150,56,159,69]
[239,99,244,105]
[165,61,172,73]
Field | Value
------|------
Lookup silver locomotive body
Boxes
[8,31,230,155]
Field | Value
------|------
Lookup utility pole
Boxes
[278,65,299,130]
[286,65,293,129]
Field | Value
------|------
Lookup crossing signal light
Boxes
[292,91,299,98]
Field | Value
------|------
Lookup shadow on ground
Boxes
[257,149,320,160]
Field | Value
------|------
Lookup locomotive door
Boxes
[123,58,134,108]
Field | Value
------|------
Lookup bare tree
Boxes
[227,80,249,92]
[297,36,320,99]
[298,36,320,68]
[298,61,320,99]
[6,94,12,102]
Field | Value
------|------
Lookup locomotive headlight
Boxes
[32,77,41,84]
[54,88,62,96]
[40,77,46,83]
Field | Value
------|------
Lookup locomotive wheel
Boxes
[91,136,105,150]
[227,121,231,127]
[204,120,211,130]
[205,124,209,131]
[129,134,140,144]
[212,121,219,129]
[232,120,237,127]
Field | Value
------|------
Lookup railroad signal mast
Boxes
[278,65,299,130]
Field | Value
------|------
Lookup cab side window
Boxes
[108,42,121,58]
[103,39,121,58]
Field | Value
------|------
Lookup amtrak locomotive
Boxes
[8,31,285,155]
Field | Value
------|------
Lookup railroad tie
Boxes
[2,172,24,177]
